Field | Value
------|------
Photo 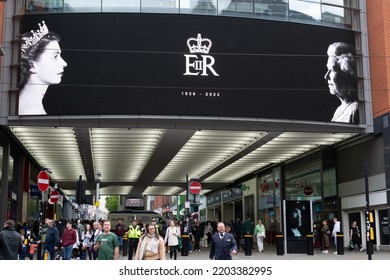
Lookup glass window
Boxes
[284,154,321,201]
[64,0,101,12]
[141,0,179,13]
[289,0,321,24]
[244,195,255,221]
[378,209,389,245]
[191,0,217,15]
[26,0,64,13]
[255,0,288,20]
[322,0,351,7]
[321,4,351,26]
[102,0,141,12]
[323,167,336,197]
[8,156,14,181]
[0,148,12,182]
[219,0,253,18]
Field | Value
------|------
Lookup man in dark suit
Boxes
[209,222,237,260]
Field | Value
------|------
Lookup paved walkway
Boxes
[119,244,390,260]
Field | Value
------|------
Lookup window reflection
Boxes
[141,0,178,13]
[102,0,141,12]
[23,0,355,30]
[322,4,350,26]
[322,0,350,7]
[64,0,101,12]
[192,0,217,15]
[289,0,321,24]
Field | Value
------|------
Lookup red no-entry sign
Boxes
[189,181,202,195]
[37,171,49,192]
[50,190,60,203]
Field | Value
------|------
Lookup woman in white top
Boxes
[164,220,181,260]
[81,223,93,260]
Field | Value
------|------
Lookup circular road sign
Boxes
[37,171,50,192]
[303,186,313,196]
[189,181,202,195]
[50,190,60,203]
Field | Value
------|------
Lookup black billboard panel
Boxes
[285,200,311,239]
[19,13,358,124]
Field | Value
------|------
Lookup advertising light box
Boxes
[19,13,358,124]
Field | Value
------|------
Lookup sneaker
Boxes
[324,250,328,253]
[360,248,364,252]
[334,252,337,254]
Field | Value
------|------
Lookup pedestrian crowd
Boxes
[1,215,361,260]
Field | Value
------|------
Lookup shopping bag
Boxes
[348,240,354,250]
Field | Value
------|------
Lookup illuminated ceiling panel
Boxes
[155,130,267,182]
[142,186,183,196]
[10,126,86,182]
[8,125,358,196]
[90,128,164,182]
[205,132,356,182]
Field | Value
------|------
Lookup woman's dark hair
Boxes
[141,224,160,240]
[19,31,60,89]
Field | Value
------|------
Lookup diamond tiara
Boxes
[21,21,49,53]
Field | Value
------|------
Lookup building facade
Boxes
[0,0,389,251]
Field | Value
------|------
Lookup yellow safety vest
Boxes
[128,225,141,238]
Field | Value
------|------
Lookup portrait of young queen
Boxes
[19,21,67,115]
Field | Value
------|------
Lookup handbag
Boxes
[348,240,354,250]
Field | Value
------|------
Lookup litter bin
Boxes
[244,234,253,256]
[336,232,344,255]
[181,234,189,256]
[276,232,284,255]
[306,232,314,255]
[122,235,128,257]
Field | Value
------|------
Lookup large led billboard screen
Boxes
[19,13,358,124]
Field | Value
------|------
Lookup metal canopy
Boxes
[8,126,357,196]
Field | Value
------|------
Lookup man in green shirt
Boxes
[94,220,119,260]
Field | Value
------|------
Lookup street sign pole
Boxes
[96,172,101,221]
[186,174,189,218]
[364,161,373,260]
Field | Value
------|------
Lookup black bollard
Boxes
[336,232,344,255]
[306,232,314,255]
[122,235,128,257]
[276,232,284,255]
[181,234,189,256]
[244,233,252,256]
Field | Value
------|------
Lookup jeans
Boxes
[63,245,73,260]
[44,243,56,260]
[117,236,123,248]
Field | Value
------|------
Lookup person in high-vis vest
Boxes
[150,217,161,235]
[125,219,141,260]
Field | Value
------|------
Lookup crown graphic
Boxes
[21,21,49,53]
[187,33,212,54]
